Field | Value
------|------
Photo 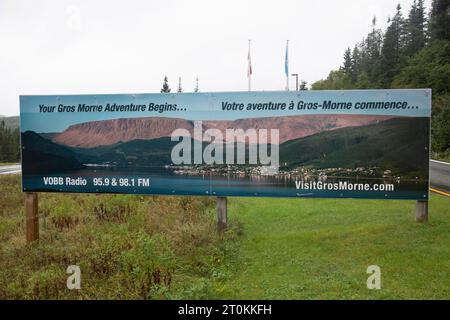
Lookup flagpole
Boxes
[248,39,251,92]
[285,40,289,91]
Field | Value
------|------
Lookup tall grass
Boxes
[0,175,240,299]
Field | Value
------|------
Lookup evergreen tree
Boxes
[393,40,450,94]
[177,76,183,93]
[160,76,171,93]
[194,76,199,92]
[356,71,372,89]
[0,120,20,162]
[378,4,407,87]
[428,0,450,42]
[367,17,383,60]
[350,45,361,83]
[311,70,353,90]
[405,0,426,56]
[299,80,308,90]
[341,47,353,77]
[362,16,383,82]
[311,1,450,159]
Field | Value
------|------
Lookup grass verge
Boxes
[218,195,450,299]
[0,175,240,299]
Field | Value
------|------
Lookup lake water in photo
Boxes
[22,166,429,200]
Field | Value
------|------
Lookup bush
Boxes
[86,229,130,276]
[120,233,176,299]
[26,265,67,299]
[47,198,80,230]
[90,195,137,223]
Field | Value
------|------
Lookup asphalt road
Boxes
[430,160,450,193]
[0,164,21,175]
[0,161,449,193]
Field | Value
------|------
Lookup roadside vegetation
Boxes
[0,175,240,299]
[311,0,449,161]
[1,175,449,299]
[0,119,20,163]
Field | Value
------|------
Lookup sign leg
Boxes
[25,192,39,242]
[416,200,428,222]
[216,196,228,231]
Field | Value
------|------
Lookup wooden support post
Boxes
[25,192,39,242]
[216,196,228,231]
[416,200,428,222]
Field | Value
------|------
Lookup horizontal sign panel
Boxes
[20,89,430,199]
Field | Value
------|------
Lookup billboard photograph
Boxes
[20,90,430,199]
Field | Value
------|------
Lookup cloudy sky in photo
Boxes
[0,0,431,116]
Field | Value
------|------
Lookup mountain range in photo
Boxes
[21,114,429,180]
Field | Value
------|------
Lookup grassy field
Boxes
[219,195,450,299]
[0,174,449,299]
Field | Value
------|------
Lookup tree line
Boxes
[160,75,199,93]
[0,120,20,162]
[312,0,449,159]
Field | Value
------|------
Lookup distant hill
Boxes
[21,131,85,174]
[279,117,429,177]
[54,117,194,148]
[72,137,178,166]
[72,136,266,166]
[38,132,58,140]
[0,116,19,130]
[52,115,390,148]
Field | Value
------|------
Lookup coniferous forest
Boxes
[0,120,20,162]
[312,0,449,160]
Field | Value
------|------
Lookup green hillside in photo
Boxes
[21,131,85,173]
[280,117,429,177]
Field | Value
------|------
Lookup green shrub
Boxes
[89,195,137,223]
[45,197,81,230]
[26,265,67,299]
[120,233,176,299]
[86,230,131,276]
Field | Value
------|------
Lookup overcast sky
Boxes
[0,0,431,116]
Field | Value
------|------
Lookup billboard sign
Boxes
[20,89,430,199]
